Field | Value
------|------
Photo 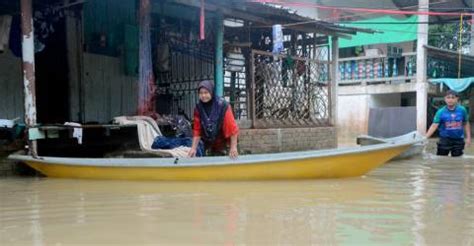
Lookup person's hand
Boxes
[229,147,238,159]
[188,148,197,158]
[466,138,472,148]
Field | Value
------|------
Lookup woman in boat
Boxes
[426,90,471,157]
[188,80,239,158]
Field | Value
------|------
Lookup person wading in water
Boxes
[426,90,471,157]
[188,80,239,158]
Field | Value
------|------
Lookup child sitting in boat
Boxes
[426,90,471,157]
[188,80,239,158]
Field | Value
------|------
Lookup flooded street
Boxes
[1,154,473,245]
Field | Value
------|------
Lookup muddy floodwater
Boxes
[1,153,473,245]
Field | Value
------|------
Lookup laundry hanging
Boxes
[8,6,64,57]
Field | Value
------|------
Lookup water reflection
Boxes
[0,154,473,245]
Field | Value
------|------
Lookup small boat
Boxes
[8,139,420,181]
[357,131,425,160]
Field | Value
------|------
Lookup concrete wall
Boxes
[336,82,441,144]
[0,50,24,120]
[369,93,401,108]
[337,95,370,145]
[337,92,404,145]
[239,127,337,154]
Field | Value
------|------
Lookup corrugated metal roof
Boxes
[204,0,376,37]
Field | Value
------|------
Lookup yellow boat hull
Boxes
[11,143,411,181]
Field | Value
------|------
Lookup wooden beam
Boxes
[20,0,38,157]
[330,37,339,127]
[223,41,252,47]
[138,0,156,116]
[215,11,224,97]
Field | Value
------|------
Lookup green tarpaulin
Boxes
[339,16,418,48]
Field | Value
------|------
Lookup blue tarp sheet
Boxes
[152,136,205,157]
[429,77,474,93]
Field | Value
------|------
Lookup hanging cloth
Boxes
[272,24,283,54]
[429,77,474,93]
[156,43,170,72]
[0,15,12,52]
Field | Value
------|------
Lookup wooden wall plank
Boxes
[0,50,24,120]
[82,53,137,123]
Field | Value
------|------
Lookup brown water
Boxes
[1,154,473,245]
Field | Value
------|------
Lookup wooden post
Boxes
[330,37,339,127]
[138,0,156,116]
[214,11,224,97]
[250,50,256,128]
[244,22,254,127]
[416,0,429,134]
[64,0,84,122]
[20,0,38,156]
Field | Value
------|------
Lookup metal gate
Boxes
[250,50,331,128]
[156,39,214,119]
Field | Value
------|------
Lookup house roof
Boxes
[426,45,474,77]
[315,0,472,22]
[244,2,376,36]
[170,0,375,38]
[2,0,375,38]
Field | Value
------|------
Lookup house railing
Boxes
[338,52,416,86]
